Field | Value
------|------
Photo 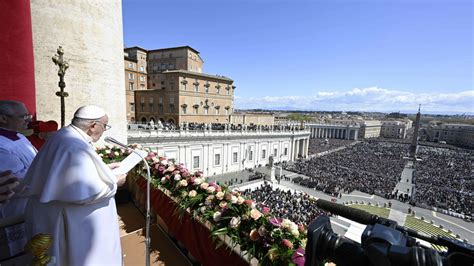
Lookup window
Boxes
[130,103,135,112]
[169,104,175,113]
[225,109,229,115]
[193,156,200,169]
[140,76,145,82]
[204,107,208,115]
[150,103,154,112]
[274,148,277,157]
[159,105,163,113]
[140,84,145,90]
[140,66,144,72]
[214,154,221,166]
[129,82,134,90]
[233,152,238,163]
[262,150,266,159]
[128,73,134,80]
[194,81,199,92]
[193,107,198,114]
[169,64,175,69]
[169,98,174,104]
[284,147,288,155]
[141,104,144,112]
[128,62,133,68]
[159,97,163,104]
[249,150,253,161]
[182,106,187,114]
[215,108,219,115]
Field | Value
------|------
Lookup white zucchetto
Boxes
[73,105,106,120]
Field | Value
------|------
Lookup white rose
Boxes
[281,219,291,229]
[161,177,167,184]
[178,180,188,187]
[231,195,238,204]
[290,228,300,237]
[200,206,207,213]
[174,174,181,181]
[229,217,241,228]
[188,190,197,197]
[161,159,168,165]
[114,151,120,156]
[213,211,222,222]
[237,196,245,205]
[216,191,225,200]
[206,186,216,193]
[194,178,203,185]
[200,183,209,190]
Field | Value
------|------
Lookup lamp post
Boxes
[52,46,69,128]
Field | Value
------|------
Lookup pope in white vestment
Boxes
[23,106,123,266]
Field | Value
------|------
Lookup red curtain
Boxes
[0,0,36,114]
[137,179,249,266]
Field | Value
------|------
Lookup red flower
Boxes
[282,239,293,249]
[262,206,270,215]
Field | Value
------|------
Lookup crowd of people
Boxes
[285,141,407,197]
[412,146,473,216]
[129,121,305,132]
[242,183,331,225]
[308,138,356,155]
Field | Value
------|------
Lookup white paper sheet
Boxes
[112,150,148,175]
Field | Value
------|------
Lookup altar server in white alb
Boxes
[24,105,127,266]
[0,100,37,256]
[0,100,36,216]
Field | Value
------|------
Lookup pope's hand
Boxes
[0,170,20,203]
[116,173,127,187]
[108,162,121,170]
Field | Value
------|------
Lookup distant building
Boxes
[230,112,275,126]
[124,47,147,122]
[274,113,290,125]
[358,120,382,138]
[426,123,474,148]
[380,120,412,139]
[128,46,235,125]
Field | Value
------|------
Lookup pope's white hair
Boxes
[71,117,95,130]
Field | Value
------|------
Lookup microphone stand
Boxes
[105,137,151,266]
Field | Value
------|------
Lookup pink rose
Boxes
[282,239,293,249]
[262,206,270,215]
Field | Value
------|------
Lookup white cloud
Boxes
[235,87,474,113]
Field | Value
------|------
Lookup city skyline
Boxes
[123,0,473,114]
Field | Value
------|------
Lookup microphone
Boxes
[104,136,128,150]
[104,136,152,266]
[316,199,375,225]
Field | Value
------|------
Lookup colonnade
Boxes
[307,125,359,140]
[291,138,309,160]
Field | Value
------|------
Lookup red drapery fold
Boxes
[137,179,249,266]
[0,0,36,114]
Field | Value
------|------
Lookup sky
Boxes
[122,0,473,114]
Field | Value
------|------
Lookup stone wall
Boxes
[30,0,127,143]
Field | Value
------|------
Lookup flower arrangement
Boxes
[97,145,307,265]
[95,144,132,164]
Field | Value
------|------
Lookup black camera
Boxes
[305,199,474,266]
